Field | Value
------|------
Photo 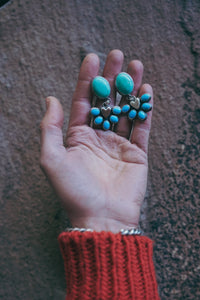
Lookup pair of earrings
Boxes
[90,72,152,131]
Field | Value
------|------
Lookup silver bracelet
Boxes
[66,227,94,233]
[65,227,142,235]
[120,228,142,235]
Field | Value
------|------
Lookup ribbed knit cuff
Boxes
[58,231,160,300]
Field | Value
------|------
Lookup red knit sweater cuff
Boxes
[58,231,160,300]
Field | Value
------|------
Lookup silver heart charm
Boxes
[130,96,140,110]
[101,106,111,118]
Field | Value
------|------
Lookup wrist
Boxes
[70,216,139,234]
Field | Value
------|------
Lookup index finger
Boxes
[68,53,100,129]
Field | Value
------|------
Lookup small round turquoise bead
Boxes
[94,116,103,125]
[140,93,151,102]
[110,115,119,124]
[112,106,121,115]
[138,110,147,120]
[141,103,152,112]
[92,76,111,99]
[128,109,137,120]
[115,72,134,95]
[122,104,130,113]
[103,120,110,130]
[91,107,100,116]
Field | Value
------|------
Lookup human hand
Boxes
[40,50,153,233]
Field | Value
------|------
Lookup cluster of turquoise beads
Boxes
[116,73,152,121]
[122,93,152,121]
[91,105,121,130]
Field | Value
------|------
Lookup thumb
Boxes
[40,96,64,163]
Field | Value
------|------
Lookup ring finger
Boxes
[116,60,144,139]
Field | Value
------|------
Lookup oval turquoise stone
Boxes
[138,110,147,120]
[92,76,111,99]
[94,116,103,125]
[122,104,130,113]
[110,115,119,124]
[91,107,100,116]
[112,106,121,115]
[141,103,152,112]
[115,72,134,95]
[140,93,151,102]
[128,109,137,120]
[103,120,110,130]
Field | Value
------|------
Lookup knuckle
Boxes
[40,120,46,131]
[40,152,50,171]
[39,148,57,171]
[40,121,57,132]
[39,154,47,170]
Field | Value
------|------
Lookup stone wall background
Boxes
[0,0,199,299]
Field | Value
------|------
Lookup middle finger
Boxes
[102,49,124,105]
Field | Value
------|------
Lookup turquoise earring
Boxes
[90,76,121,131]
[115,72,152,121]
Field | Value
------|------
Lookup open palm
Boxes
[40,50,153,233]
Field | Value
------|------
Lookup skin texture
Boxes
[40,49,153,233]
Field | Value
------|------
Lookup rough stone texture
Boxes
[0,0,199,299]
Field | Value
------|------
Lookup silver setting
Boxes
[100,98,112,118]
[129,95,141,110]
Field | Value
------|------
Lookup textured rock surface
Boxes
[0,0,199,299]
